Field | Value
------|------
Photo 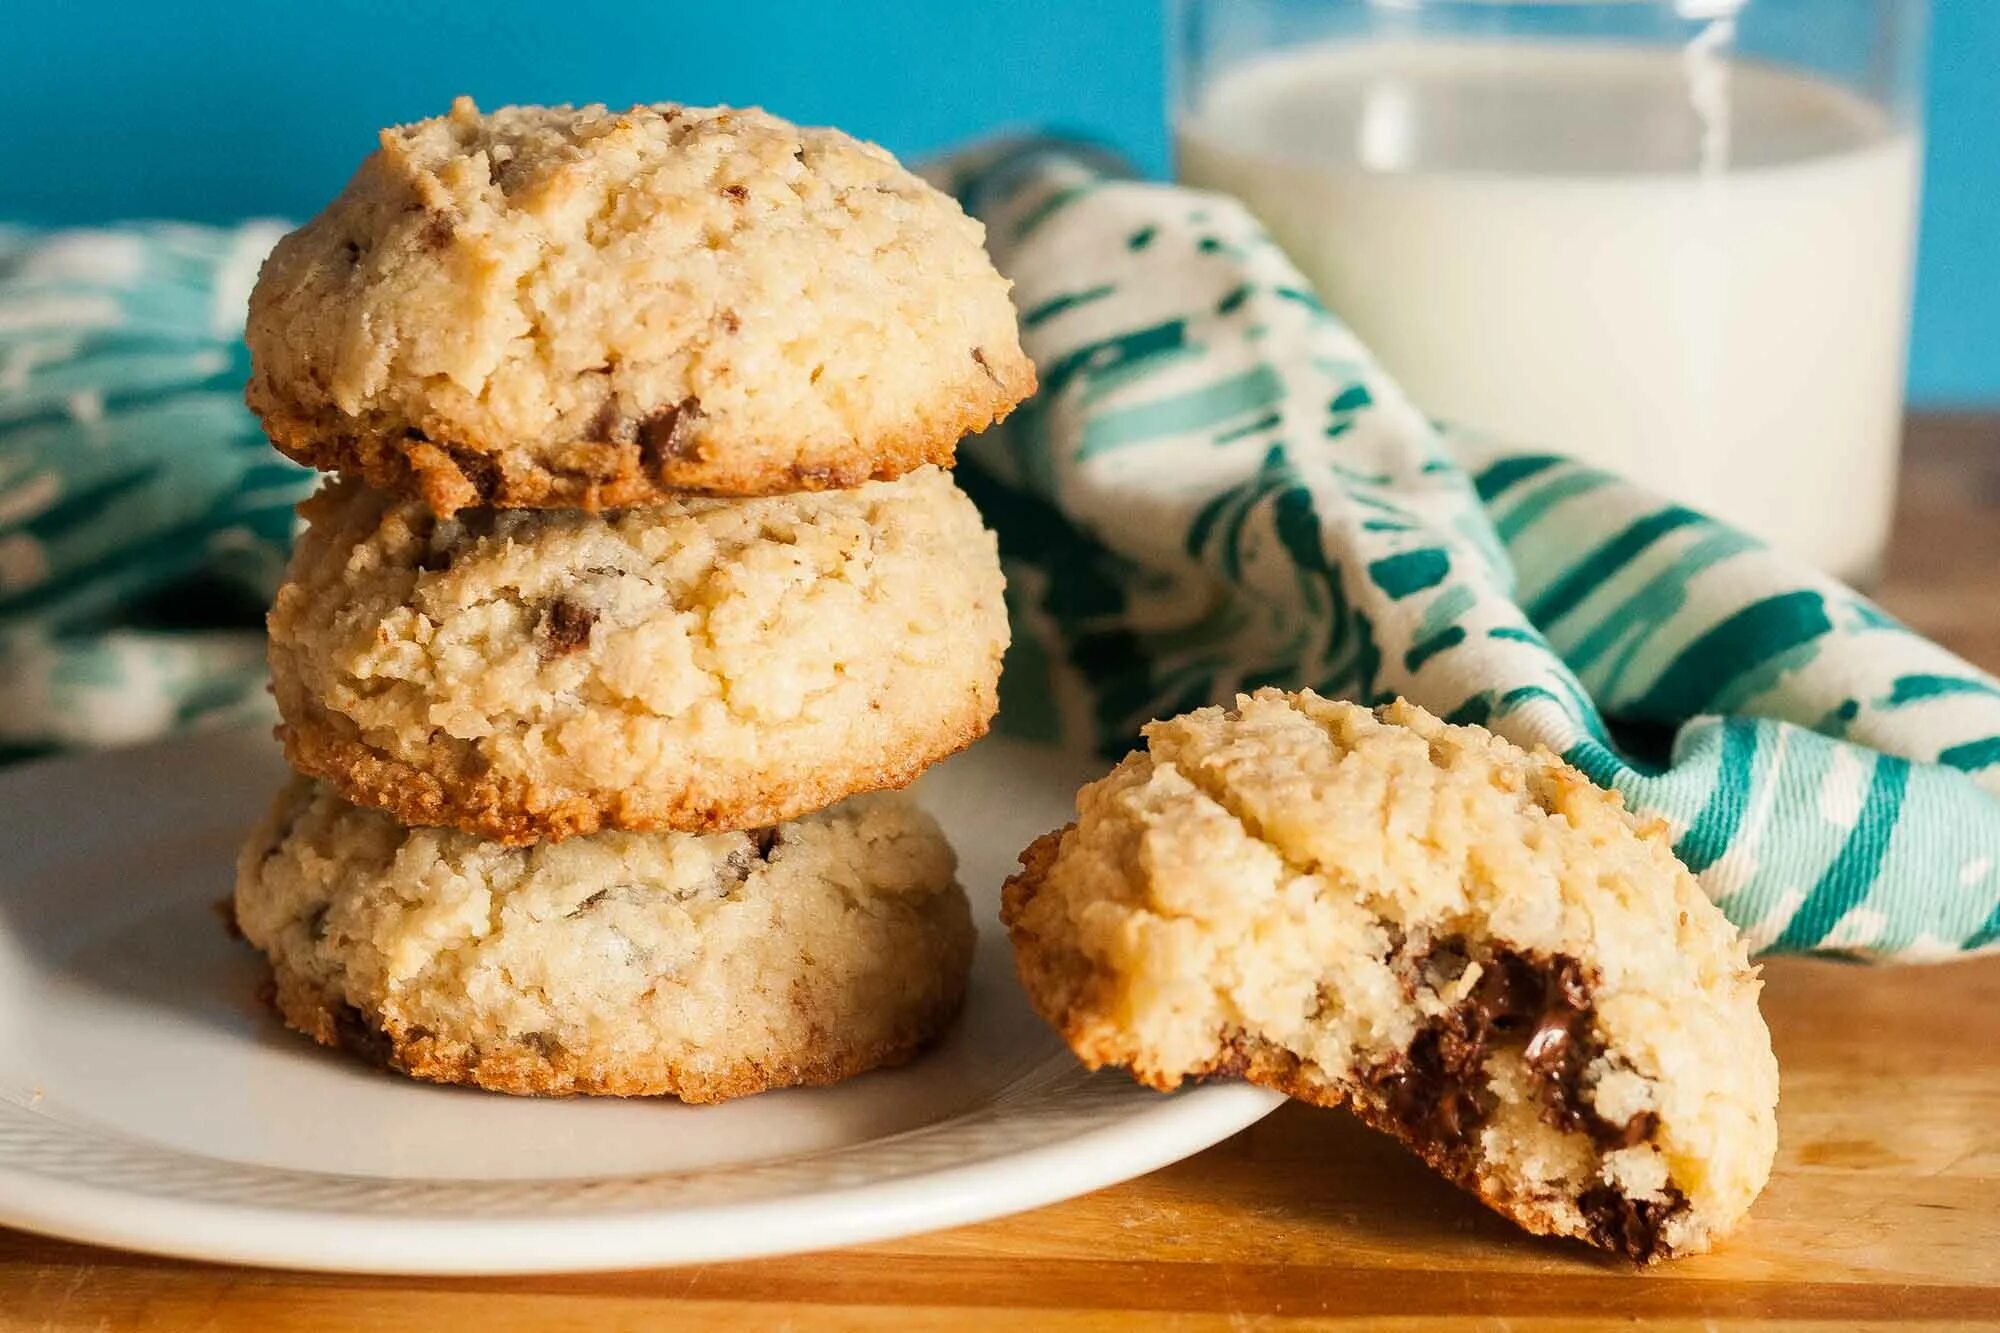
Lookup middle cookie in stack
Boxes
[235,99,1034,1101]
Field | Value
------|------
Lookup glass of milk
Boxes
[1173,0,1928,580]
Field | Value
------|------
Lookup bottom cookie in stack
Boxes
[235,778,974,1103]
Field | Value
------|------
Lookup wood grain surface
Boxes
[4,415,1997,1331]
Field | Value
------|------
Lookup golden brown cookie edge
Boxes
[259,950,972,1104]
[275,677,997,844]
[248,349,1036,516]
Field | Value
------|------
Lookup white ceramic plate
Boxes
[0,728,1280,1274]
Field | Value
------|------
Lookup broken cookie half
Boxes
[1002,689,1778,1262]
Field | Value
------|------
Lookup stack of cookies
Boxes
[231,99,1034,1101]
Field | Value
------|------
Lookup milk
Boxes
[1177,40,1921,579]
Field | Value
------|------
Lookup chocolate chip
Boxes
[1369,1036,1495,1151]
[1578,1184,1687,1263]
[445,446,504,505]
[408,427,503,505]
[520,1031,565,1058]
[420,211,456,249]
[332,1004,397,1070]
[1522,1017,1570,1066]
[342,238,364,265]
[1597,1110,1661,1151]
[1512,956,1646,1147]
[491,152,527,193]
[585,396,636,445]
[1466,952,1540,1035]
[1363,944,1659,1173]
[637,397,705,473]
[539,598,596,657]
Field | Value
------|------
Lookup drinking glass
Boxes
[1172,0,1929,580]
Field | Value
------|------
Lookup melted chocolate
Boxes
[1357,943,1683,1260]
[1579,1184,1687,1263]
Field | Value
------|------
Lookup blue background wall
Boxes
[6,1,1991,403]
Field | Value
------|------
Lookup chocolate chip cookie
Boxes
[236,778,974,1101]
[268,467,1007,843]
[245,98,1035,513]
[1002,689,1779,1261]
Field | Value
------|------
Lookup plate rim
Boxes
[0,1076,1281,1274]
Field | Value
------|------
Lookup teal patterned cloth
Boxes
[938,142,2000,962]
[5,159,1999,960]
[0,221,314,760]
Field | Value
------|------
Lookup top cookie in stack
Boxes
[242,98,1033,847]
[246,97,1034,515]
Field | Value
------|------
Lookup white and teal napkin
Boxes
[935,141,2000,962]
[0,222,312,758]
[4,154,1998,960]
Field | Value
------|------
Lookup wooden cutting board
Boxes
[4,415,1997,1329]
